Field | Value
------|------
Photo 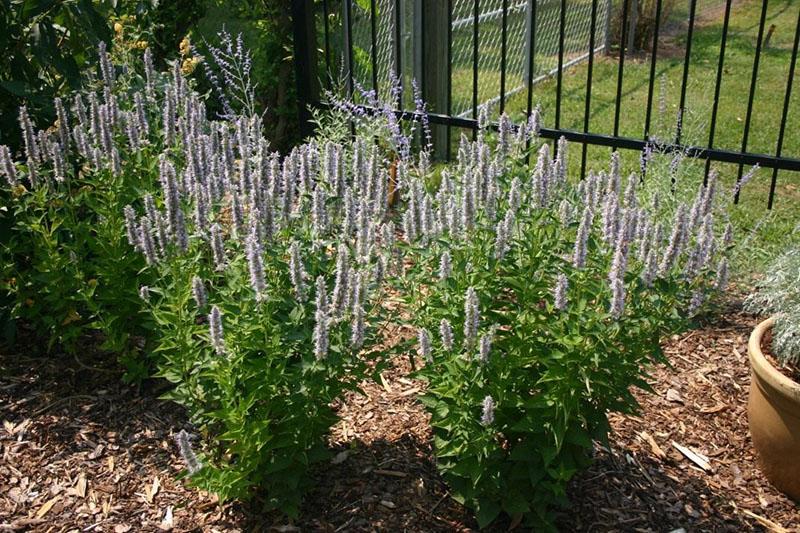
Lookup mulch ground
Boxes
[1,302,797,532]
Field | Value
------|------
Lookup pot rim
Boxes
[748,316,800,401]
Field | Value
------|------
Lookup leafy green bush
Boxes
[396,115,733,529]
[123,71,428,512]
[745,243,800,364]
[0,43,171,364]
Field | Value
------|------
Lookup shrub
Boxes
[745,243,800,364]
[125,68,427,512]
[0,43,172,365]
[396,114,733,528]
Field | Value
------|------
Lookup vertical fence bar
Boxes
[500,0,508,115]
[703,0,732,179]
[613,0,631,139]
[581,0,600,178]
[472,0,480,139]
[768,7,800,209]
[343,0,355,99]
[370,0,379,96]
[555,0,567,142]
[736,0,770,202]
[447,0,453,159]
[675,0,697,144]
[643,0,662,140]
[323,0,331,77]
[525,0,537,160]
[292,0,320,138]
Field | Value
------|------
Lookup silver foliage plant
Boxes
[745,244,800,365]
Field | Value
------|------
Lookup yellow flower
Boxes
[11,184,27,197]
[179,36,191,56]
[114,22,123,35]
[135,40,149,50]
[181,56,203,75]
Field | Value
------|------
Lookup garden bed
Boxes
[1,302,797,532]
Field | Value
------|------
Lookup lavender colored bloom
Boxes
[497,113,512,155]
[139,286,150,301]
[418,328,432,363]
[209,305,225,355]
[733,164,759,197]
[246,228,267,300]
[314,276,330,360]
[608,151,621,196]
[722,222,733,248]
[480,395,495,426]
[18,106,39,163]
[463,287,480,348]
[608,230,629,284]
[439,319,454,351]
[609,278,625,319]
[0,145,16,186]
[554,273,568,311]
[138,216,157,265]
[688,290,705,316]
[54,97,70,151]
[715,258,729,291]
[641,247,658,287]
[312,184,328,236]
[98,42,115,87]
[623,173,637,208]
[439,251,452,280]
[191,276,207,309]
[479,333,492,364]
[573,206,593,269]
[123,205,138,247]
[143,48,155,99]
[210,223,226,271]
[289,240,307,302]
[508,177,522,212]
[602,193,620,245]
[174,429,202,475]
[73,94,87,127]
[330,244,350,319]
[350,304,365,350]
[659,204,688,276]
[402,209,417,243]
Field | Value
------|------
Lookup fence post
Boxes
[604,0,613,54]
[292,0,320,139]
[627,0,638,52]
[524,0,536,82]
[414,0,450,158]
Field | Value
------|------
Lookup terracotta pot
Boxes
[748,316,800,500]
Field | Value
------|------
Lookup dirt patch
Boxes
[1,305,798,531]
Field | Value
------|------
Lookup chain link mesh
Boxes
[343,0,610,116]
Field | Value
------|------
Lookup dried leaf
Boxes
[70,473,87,498]
[158,505,174,530]
[36,495,61,518]
[672,441,713,472]
[666,388,684,404]
[640,431,666,460]
[144,476,160,504]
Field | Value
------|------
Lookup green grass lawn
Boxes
[446,0,800,274]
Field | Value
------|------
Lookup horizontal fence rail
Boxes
[293,0,800,209]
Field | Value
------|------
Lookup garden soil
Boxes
[1,300,797,532]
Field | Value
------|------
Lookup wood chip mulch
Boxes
[1,304,797,532]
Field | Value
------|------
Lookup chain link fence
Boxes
[338,0,610,115]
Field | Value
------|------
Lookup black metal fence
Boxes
[292,0,800,208]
